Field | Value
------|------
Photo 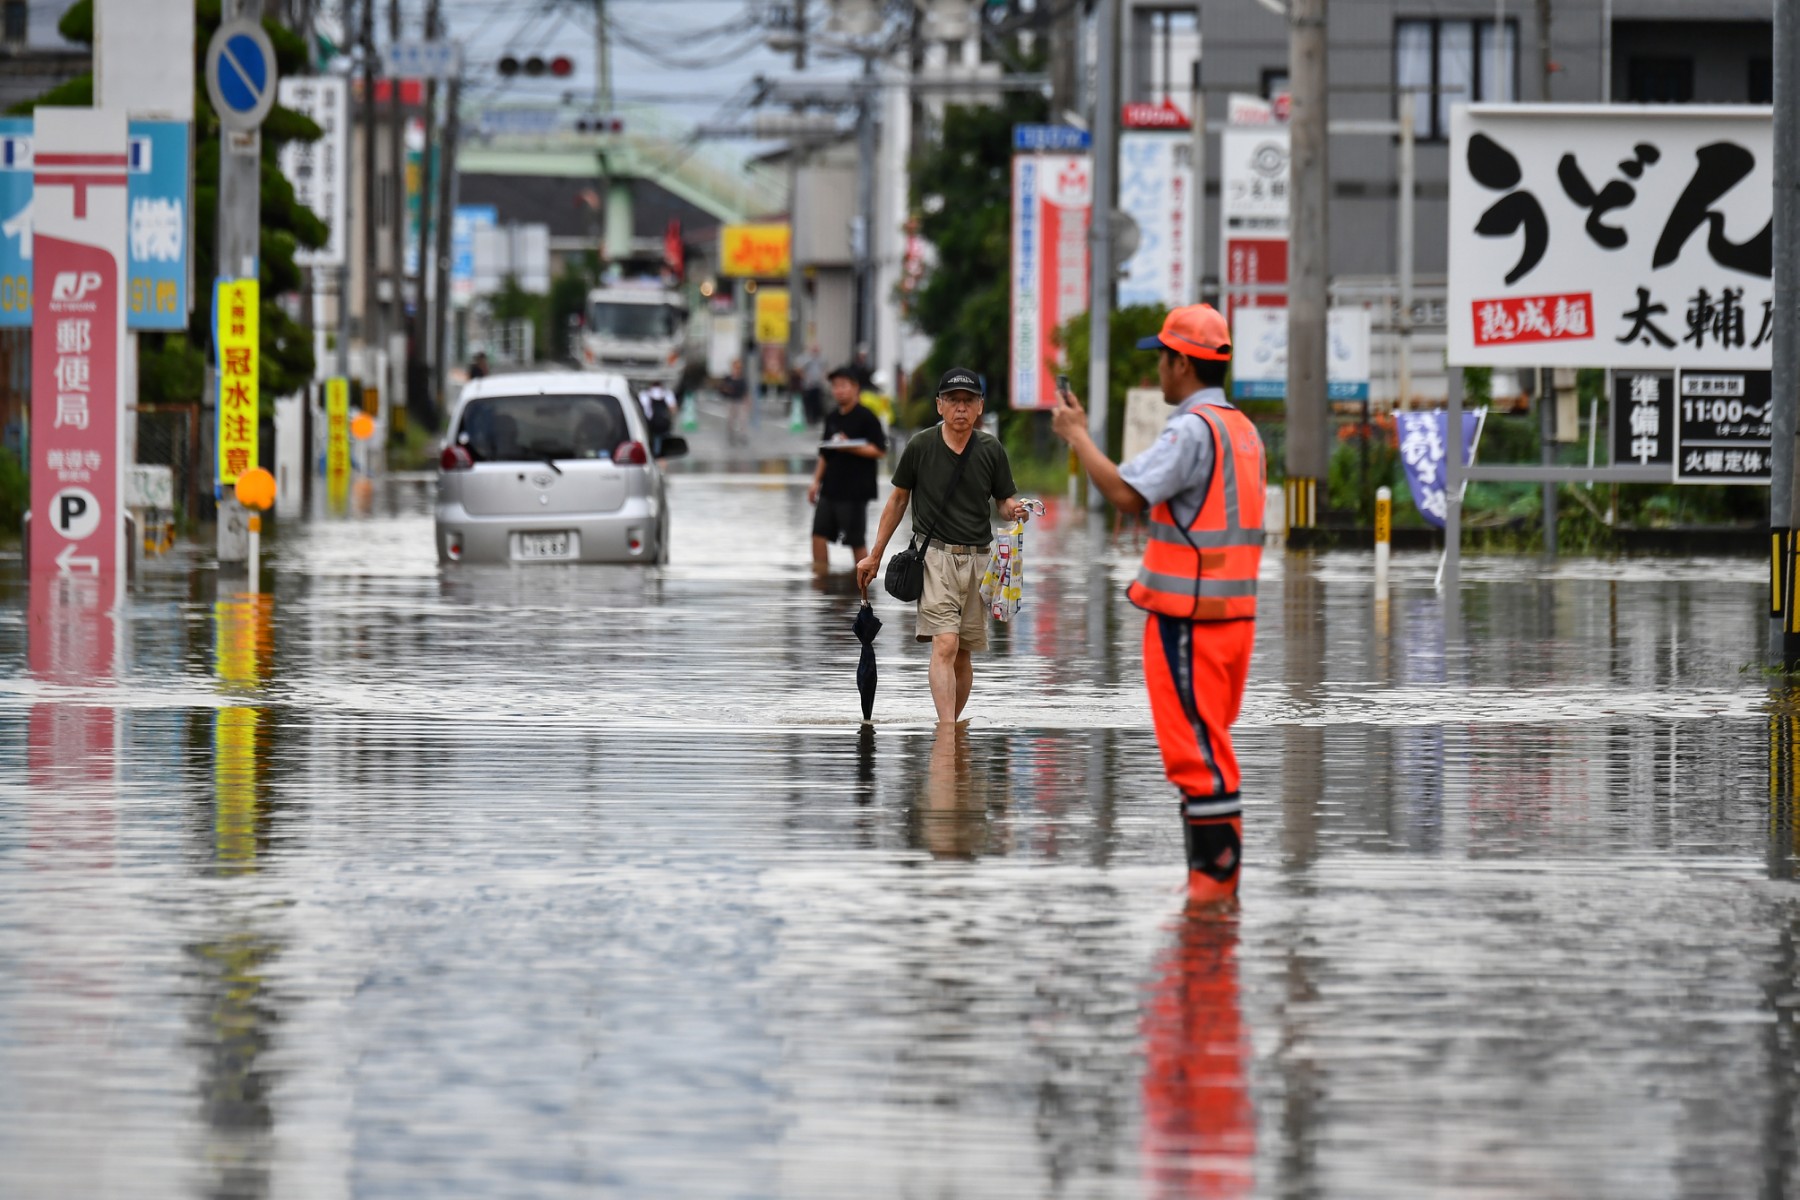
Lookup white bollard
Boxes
[1374,486,1391,602]
[247,514,261,596]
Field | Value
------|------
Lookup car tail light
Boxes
[627,528,644,554]
[440,444,474,471]
[667,351,681,365]
[614,440,649,465]
[445,530,464,561]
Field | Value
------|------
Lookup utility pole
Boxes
[433,67,460,419]
[360,0,379,356]
[1537,0,1556,555]
[1775,0,1800,665]
[389,0,407,417]
[595,0,612,112]
[853,53,876,360]
[1086,0,1118,511]
[1285,0,1328,528]
[793,0,807,70]
[414,0,440,426]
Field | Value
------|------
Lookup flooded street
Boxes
[3,463,1797,1198]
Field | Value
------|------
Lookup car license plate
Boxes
[517,531,573,560]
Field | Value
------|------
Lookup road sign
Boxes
[0,118,191,330]
[278,77,347,266]
[1013,124,1091,153]
[385,40,461,80]
[206,19,278,134]
[325,377,351,510]
[215,277,260,486]
[1674,368,1772,484]
[30,107,128,603]
[451,204,495,306]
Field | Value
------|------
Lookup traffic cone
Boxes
[788,393,807,433]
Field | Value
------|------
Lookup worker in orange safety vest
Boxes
[1051,304,1265,902]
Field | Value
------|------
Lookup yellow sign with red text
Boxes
[719,224,791,278]
[754,287,790,344]
[325,377,351,509]
[215,278,259,485]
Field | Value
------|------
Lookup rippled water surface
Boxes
[4,466,1798,1199]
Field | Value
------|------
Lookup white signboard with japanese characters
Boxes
[1674,369,1770,484]
[1117,131,1194,308]
[1448,105,1772,369]
[278,77,347,267]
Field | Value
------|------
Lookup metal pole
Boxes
[215,0,262,565]
[1285,0,1328,527]
[1775,0,1800,665]
[388,0,407,402]
[1086,0,1118,510]
[1600,0,1612,100]
[1444,359,1464,600]
[854,55,876,360]
[595,0,611,112]
[433,70,460,423]
[413,0,439,421]
[360,0,379,353]
[1190,82,1205,305]
[1493,0,1505,99]
[1397,99,1414,410]
[787,144,805,384]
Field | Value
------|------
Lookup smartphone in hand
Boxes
[1055,374,1072,403]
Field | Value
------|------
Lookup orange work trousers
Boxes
[1142,614,1255,801]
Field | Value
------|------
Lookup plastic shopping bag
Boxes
[979,500,1044,622]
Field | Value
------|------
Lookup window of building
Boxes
[2,1,26,45]
[1750,58,1773,104]
[1395,18,1518,141]
[1627,56,1694,103]
[1261,68,1289,100]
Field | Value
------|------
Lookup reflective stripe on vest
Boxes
[1128,404,1266,621]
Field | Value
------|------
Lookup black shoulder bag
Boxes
[884,434,975,603]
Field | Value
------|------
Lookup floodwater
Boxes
[3,463,1798,1198]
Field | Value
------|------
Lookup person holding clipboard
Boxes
[808,365,889,573]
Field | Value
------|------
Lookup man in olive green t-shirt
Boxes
[857,368,1032,725]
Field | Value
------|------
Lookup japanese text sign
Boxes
[1010,151,1091,411]
[1674,368,1771,484]
[1231,307,1372,401]
[1610,370,1673,468]
[1449,105,1772,368]
[1,117,191,330]
[1117,131,1195,308]
[1397,410,1483,529]
[719,224,790,278]
[214,277,260,486]
[754,287,790,344]
[1220,126,1289,317]
[277,77,347,267]
[325,377,351,510]
[30,107,128,603]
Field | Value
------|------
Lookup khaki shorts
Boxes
[916,543,991,651]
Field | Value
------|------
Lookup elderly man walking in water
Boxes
[857,368,1032,725]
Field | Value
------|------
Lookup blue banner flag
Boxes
[1397,409,1483,529]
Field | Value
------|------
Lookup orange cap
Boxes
[1136,303,1231,361]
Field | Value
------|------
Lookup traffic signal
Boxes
[576,115,624,134]
[497,55,573,77]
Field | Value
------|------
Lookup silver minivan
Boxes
[434,371,685,564]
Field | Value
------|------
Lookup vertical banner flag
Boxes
[3,117,191,330]
[1010,127,1092,411]
[325,376,351,509]
[1397,409,1484,528]
[1118,122,1196,308]
[30,107,129,605]
[1219,126,1290,318]
[277,77,347,266]
[215,277,260,486]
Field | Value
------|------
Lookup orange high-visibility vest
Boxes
[1128,404,1266,621]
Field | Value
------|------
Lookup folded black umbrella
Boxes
[852,600,882,722]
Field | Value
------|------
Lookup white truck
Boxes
[577,281,690,391]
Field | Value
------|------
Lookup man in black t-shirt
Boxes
[809,364,888,572]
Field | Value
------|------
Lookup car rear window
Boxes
[455,394,631,462]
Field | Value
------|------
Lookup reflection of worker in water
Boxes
[1052,304,1264,902]
[1140,904,1255,1198]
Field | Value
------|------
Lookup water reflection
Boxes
[1141,903,1254,1198]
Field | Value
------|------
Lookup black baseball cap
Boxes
[935,367,984,398]
[827,363,859,382]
